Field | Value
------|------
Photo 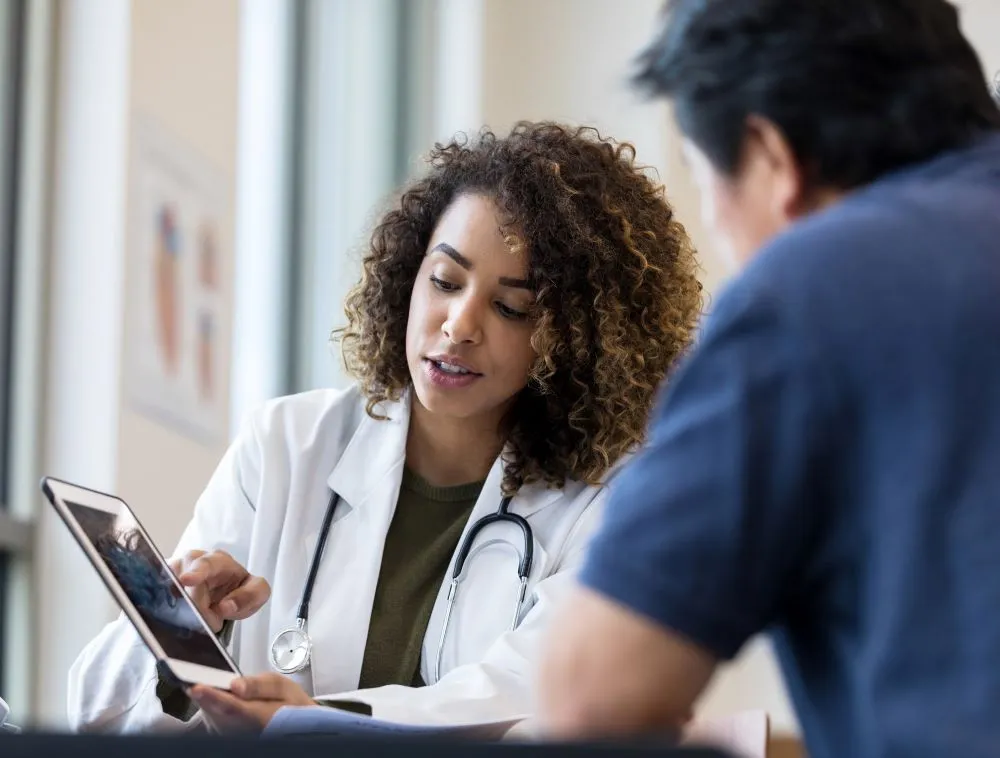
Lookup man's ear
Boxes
[744,114,806,221]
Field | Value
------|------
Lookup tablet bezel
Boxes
[41,476,240,691]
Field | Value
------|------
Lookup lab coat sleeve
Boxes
[311,491,607,729]
[66,416,261,734]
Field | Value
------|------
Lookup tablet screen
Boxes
[65,500,234,671]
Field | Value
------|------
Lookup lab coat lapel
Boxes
[326,393,411,516]
[306,392,411,695]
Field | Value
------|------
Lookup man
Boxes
[537,2,1000,758]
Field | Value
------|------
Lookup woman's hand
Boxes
[189,674,315,733]
[169,550,271,633]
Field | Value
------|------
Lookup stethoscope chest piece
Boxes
[270,618,312,674]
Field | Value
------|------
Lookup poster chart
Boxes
[123,116,229,443]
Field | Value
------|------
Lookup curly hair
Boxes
[336,121,702,494]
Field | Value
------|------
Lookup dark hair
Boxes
[336,122,703,495]
[634,0,1000,188]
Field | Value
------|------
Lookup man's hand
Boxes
[189,674,315,733]
[169,550,270,633]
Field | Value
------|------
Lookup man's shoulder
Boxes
[727,182,959,332]
[695,196,919,382]
[750,138,1000,296]
[754,195,911,282]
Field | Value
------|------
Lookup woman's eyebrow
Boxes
[431,242,472,270]
[498,276,532,289]
[432,242,532,289]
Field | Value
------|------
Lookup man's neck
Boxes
[405,400,506,487]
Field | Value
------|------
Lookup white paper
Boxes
[680,709,769,758]
[263,705,524,740]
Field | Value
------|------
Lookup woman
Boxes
[67,122,702,734]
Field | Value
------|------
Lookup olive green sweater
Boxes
[357,467,482,688]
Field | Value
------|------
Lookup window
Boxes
[0,0,27,697]
[287,0,442,393]
[233,0,453,418]
[0,0,53,709]
[287,0,405,392]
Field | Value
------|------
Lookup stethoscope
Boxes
[269,489,534,679]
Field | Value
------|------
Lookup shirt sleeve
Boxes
[580,282,841,660]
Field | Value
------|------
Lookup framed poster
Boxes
[123,115,229,442]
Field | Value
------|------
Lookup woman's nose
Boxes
[441,298,483,344]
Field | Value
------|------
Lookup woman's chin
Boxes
[411,379,488,420]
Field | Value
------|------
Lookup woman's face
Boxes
[406,193,537,426]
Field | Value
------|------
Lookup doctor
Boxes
[67,121,703,734]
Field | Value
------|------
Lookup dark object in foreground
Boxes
[0,732,732,758]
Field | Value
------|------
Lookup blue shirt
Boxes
[581,133,1000,758]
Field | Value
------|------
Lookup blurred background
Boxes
[0,0,996,736]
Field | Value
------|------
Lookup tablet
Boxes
[41,476,240,691]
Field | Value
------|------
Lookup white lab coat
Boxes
[67,385,614,733]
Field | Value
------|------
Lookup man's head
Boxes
[636,0,1000,264]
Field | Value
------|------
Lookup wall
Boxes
[35,0,240,727]
[116,0,239,554]
[479,0,731,294]
[958,0,1000,83]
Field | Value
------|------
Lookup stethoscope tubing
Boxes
[269,488,534,677]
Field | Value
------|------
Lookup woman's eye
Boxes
[430,275,459,292]
[496,302,529,321]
